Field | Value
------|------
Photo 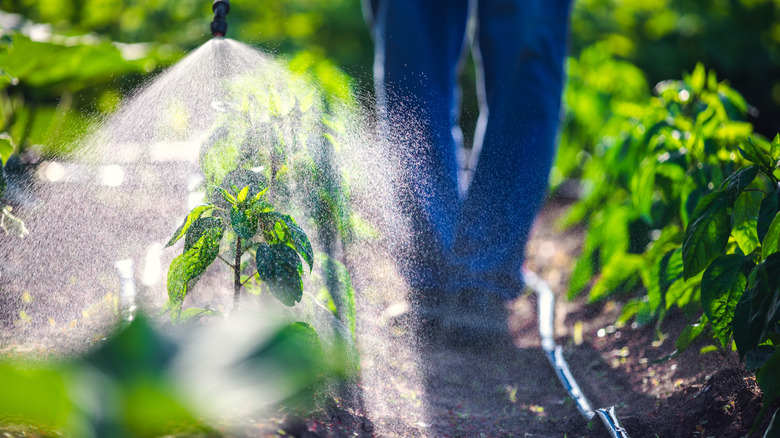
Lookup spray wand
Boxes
[211,0,230,37]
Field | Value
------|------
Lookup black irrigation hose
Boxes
[522,269,631,438]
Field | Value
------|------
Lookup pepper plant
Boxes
[162,60,361,345]
[164,168,313,320]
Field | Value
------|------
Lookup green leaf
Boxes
[258,212,314,271]
[732,190,763,255]
[588,253,643,303]
[281,215,314,271]
[690,63,705,93]
[723,165,758,202]
[630,158,656,221]
[167,223,224,316]
[763,212,780,260]
[0,134,13,165]
[656,314,709,361]
[184,217,224,251]
[738,139,772,169]
[771,134,780,161]
[676,314,708,356]
[756,347,780,429]
[255,243,304,307]
[701,254,748,348]
[683,191,730,279]
[215,186,237,206]
[666,273,701,311]
[733,254,780,358]
[648,248,684,312]
[212,168,267,209]
[236,185,249,204]
[231,204,256,240]
[758,188,780,243]
[165,205,215,248]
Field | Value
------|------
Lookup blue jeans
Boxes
[367,0,572,299]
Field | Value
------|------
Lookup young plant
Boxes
[164,168,313,321]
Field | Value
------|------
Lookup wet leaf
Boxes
[167,223,224,314]
[701,254,748,348]
[213,168,267,209]
[255,243,303,307]
[231,204,256,240]
[165,205,215,248]
[215,186,236,206]
[258,212,314,271]
[184,217,223,251]
[236,185,249,204]
[683,191,730,279]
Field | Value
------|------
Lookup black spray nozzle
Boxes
[211,0,230,37]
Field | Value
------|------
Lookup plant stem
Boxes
[233,237,242,310]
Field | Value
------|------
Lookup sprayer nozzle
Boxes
[211,0,230,37]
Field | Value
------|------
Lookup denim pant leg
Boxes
[371,0,470,291]
[448,0,573,299]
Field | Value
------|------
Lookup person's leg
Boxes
[448,0,573,299]
[372,0,470,292]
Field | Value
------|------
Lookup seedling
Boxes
[164,168,313,321]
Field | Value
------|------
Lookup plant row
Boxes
[557,52,780,430]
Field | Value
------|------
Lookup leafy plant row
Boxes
[558,58,780,429]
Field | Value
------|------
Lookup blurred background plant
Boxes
[1,0,779,161]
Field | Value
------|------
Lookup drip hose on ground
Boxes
[522,269,631,438]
